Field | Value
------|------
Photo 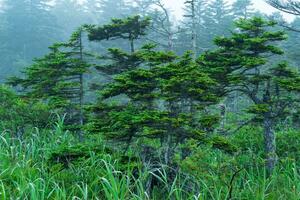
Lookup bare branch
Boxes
[266,0,300,15]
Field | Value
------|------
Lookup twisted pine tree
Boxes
[85,15,151,53]
[200,17,300,174]
[88,44,230,166]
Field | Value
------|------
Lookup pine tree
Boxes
[51,0,91,40]
[204,0,232,39]
[284,18,300,69]
[176,0,210,55]
[84,15,151,89]
[232,0,254,20]
[88,45,226,166]
[85,15,151,53]
[200,17,300,174]
[8,29,91,133]
[0,0,61,82]
[1,0,60,61]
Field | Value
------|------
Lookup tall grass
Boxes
[0,121,300,199]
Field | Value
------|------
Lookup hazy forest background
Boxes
[1,0,300,199]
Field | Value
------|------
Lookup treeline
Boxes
[1,0,300,81]
[1,1,300,198]
[1,12,299,175]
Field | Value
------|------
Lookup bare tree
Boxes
[147,0,183,51]
[266,0,300,15]
[266,0,300,32]
[184,0,197,59]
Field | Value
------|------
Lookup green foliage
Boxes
[8,45,87,107]
[0,85,51,131]
[89,47,224,167]
[8,29,91,131]
[2,11,300,199]
[85,15,150,42]
[2,123,300,199]
[200,16,300,172]
[85,15,151,53]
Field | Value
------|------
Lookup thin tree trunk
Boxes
[79,73,84,141]
[130,39,135,53]
[263,113,277,175]
[78,29,84,141]
[164,134,172,165]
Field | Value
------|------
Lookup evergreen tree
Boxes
[200,17,300,174]
[204,0,232,39]
[8,29,90,132]
[51,0,91,40]
[176,0,210,55]
[89,46,226,166]
[0,0,60,82]
[0,85,51,134]
[284,18,300,70]
[232,0,255,20]
[85,15,151,53]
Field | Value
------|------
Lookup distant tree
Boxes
[83,0,103,23]
[204,0,233,38]
[51,0,91,40]
[232,0,255,19]
[200,17,300,174]
[176,0,210,55]
[0,0,60,64]
[142,0,181,51]
[177,0,233,55]
[266,0,300,16]
[0,0,62,83]
[285,18,300,69]
[131,0,156,16]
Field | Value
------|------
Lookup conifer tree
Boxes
[200,17,300,174]
[88,45,226,165]
[176,0,209,54]
[84,15,151,93]
[51,0,90,39]
[285,18,300,68]
[8,29,90,133]
[204,0,232,39]
[85,15,151,53]
[0,0,60,80]
[232,0,255,20]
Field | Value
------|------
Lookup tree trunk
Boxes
[78,73,84,141]
[164,134,172,165]
[130,39,135,53]
[263,114,277,175]
[78,29,84,141]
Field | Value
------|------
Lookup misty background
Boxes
[0,0,299,82]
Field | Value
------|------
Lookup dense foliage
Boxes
[1,0,300,199]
